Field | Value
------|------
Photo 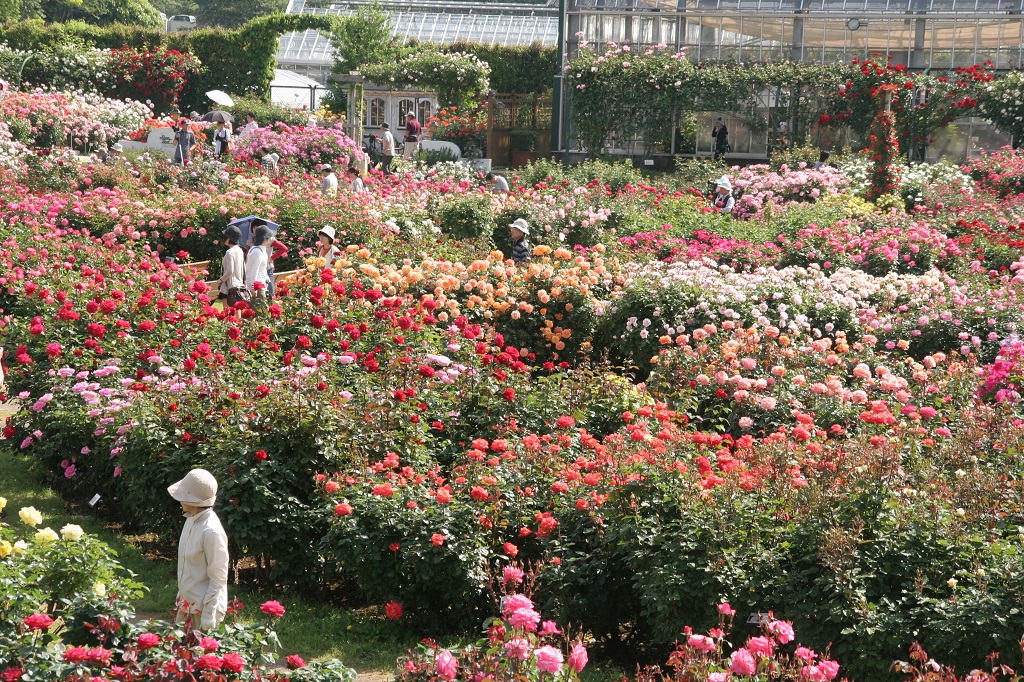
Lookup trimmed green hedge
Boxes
[444,41,556,94]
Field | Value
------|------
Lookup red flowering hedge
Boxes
[107,48,202,115]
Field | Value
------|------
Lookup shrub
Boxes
[431,193,494,240]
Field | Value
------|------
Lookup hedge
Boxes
[444,41,556,94]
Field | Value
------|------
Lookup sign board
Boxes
[117,127,179,158]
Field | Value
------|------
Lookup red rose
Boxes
[503,388,516,401]
[137,632,161,650]
[260,600,286,617]
[221,653,245,673]
[334,502,353,516]
[23,614,54,631]
[385,601,403,620]
[286,655,307,669]
[431,533,445,546]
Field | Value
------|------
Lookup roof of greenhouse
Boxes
[278,0,559,68]
[576,0,1022,13]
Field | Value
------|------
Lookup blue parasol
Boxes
[226,215,280,247]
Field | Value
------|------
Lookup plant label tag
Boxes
[89,494,101,507]
[643,159,654,166]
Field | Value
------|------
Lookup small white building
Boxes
[362,84,436,133]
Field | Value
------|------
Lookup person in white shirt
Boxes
[380,122,395,177]
[244,225,272,298]
[347,166,366,193]
[217,226,245,301]
[317,225,342,269]
[240,112,258,135]
[320,164,338,197]
[168,469,229,632]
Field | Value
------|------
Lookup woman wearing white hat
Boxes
[168,469,229,632]
[509,218,531,263]
[316,225,342,269]
[713,177,735,215]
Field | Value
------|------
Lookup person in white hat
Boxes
[713,177,735,215]
[509,218,531,263]
[319,164,338,198]
[316,225,342,269]
[167,469,229,632]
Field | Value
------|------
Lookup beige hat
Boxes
[318,225,336,242]
[168,469,218,507]
[509,218,530,235]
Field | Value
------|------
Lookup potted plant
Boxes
[509,130,538,168]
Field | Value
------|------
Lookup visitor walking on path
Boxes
[217,225,245,303]
[244,224,272,300]
[509,218,531,263]
[173,118,196,166]
[168,469,229,633]
[712,118,730,161]
[317,225,342,269]
[320,164,339,197]
[213,121,232,157]
[404,113,422,159]
[380,122,396,176]
[240,112,259,136]
[712,177,735,215]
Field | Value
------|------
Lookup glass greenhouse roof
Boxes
[575,0,1024,11]
[278,0,559,68]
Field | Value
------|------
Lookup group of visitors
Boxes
[216,219,288,306]
[168,110,262,166]
[320,165,365,197]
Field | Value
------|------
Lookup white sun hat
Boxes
[167,469,218,507]
[715,177,733,191]
[318,225,336,242]
[509,218,530,235]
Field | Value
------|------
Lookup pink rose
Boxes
[687,634,715,653]
[222,653,245,673]
[503,594,534,614]
[747,636,774,658]
[818,660,840,680]
[509,607,541,631]
[568,643,588,673]
[535,645,564,674]
[718,602,736,616]
[137,633,160,651]
[709,674,729,682]
[436,650,458,680]
[504,637,531,660]
[767,620,795,644]
[23,614,54,631]
[260,600,286,617]
[730,648,757,676]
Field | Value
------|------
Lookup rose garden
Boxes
[4,25,1024,682]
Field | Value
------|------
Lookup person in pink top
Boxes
[404,113,422,158]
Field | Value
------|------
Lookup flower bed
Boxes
[2,87,1024,680]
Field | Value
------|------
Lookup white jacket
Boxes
[244,245,269,295]
[176,508,229,630]
[220,245,244,295]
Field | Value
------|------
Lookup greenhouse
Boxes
[278,0,559,78]
[554,0,1024,158]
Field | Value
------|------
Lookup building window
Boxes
[365,97,385,127]
[398,99,415,126]
[418,100,432,123]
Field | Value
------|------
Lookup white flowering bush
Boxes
[361,50,490,107]
[978,70,1024,143]
[0,43,113,93]
[401,158,479,184]
[840,155,972,206]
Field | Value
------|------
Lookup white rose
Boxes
[61,524,85,541]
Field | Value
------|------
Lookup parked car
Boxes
[165,15,197,32]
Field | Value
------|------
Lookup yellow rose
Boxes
[34,527,59,545]
[0,496,7,512]
[19,506,43,527]
[0,540,12,558]
[92,582,106,597]
[60,524,85,541]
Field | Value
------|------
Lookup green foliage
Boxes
[431,193,494,240]
[329,1,404,74]
[226,94,310,127]
[36,0,162,27]
[509,130,537,152]
[195,0,287,28]
[413,146,459,165]
[444,41,556,94]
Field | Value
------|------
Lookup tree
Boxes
[329,1,403,74]
[194,0,286,28]
[38,0,163,26]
